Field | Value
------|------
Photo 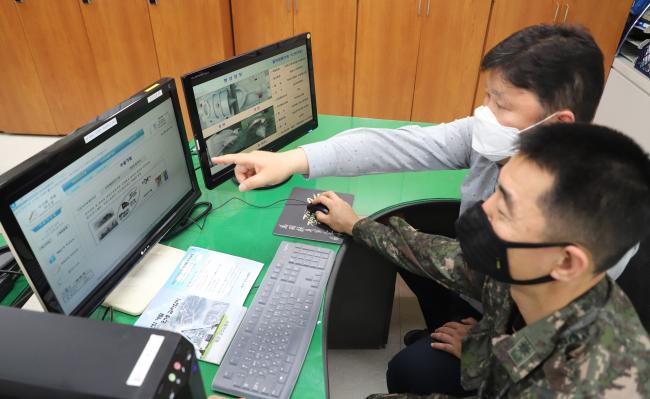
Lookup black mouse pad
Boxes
[273,187,355,244]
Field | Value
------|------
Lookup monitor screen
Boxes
[0,78,200,315]
[182,33,317,189]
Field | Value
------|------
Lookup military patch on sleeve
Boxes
[507,336,536,368]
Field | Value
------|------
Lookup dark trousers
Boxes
[387,336,476,397]
[387,269,482,396]
[398,269,481,332]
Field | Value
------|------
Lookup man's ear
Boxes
[555,109,575,123]
[550,245,590,282]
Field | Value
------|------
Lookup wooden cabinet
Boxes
[293,1,357,116]
[354,0,490,122]
[231,0,293,54]
[148,0,234,137]
[0,0,232,136]
[473,0,630,109]
[0,0,632,134]
[0,1,56,135]
[79,0,161,109]
[412,0,491,122]
[564,0,630,74]
[353,0,422,121]
[472,0,561,109]
[14,0,108,134]
[231,0,357,116]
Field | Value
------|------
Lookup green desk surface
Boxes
[0,114,467,398]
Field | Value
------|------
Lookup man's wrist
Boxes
[285,148,309,175]
[347,217,364,236]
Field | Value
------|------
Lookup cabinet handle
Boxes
[553,1,560,23]
[149,0,158,4]
[287,0,291,13]
[417,0,422,16]
[562,2,570,23]
[426,0,430,16]
[295,0,298,13]
[82,0,91,4]
[14,0,24,3]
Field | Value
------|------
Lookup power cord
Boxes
[0,246,22,302]
[0,269,21,275]
[101,306,114,322]
[163,197,309,240]
[163,201,213,240]
[11,286,33,308]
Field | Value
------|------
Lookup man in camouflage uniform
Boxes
[312,123,650,398]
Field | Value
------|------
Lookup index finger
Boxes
[319,191,341,201]
[316,194,336,208]
[211,153,248,165]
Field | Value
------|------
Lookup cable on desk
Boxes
[208,197,309,213]
[11,286,33,308]
[0,246,22,302]
[0,269,21,275]
[163,201,213,240]
[101,306,114,322]
[163,197,309,240]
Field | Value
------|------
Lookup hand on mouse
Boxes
[311,191,362,235]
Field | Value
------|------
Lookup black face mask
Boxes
[455,202,572,285]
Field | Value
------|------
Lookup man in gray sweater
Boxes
[214,25,642,395]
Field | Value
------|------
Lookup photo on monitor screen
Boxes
[182,33,317,189]
[0,78,200,316]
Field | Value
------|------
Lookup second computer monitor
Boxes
[182,33,318,189]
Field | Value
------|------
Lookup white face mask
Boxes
[471,105,557,162]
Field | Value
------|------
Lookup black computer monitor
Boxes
[182,33,318,189]
[0,78,200,316]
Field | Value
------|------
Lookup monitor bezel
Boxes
[181,32,318,190]
[0,78,201,316]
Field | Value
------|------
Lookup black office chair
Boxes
[324,199,461,349]
[616,236,650,333]
[323,198,650,349]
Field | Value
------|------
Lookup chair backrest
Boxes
[324,199,460,350]
[615,236,650,333]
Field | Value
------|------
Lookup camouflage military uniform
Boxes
[353,216,650,398]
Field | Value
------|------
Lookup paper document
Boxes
[135,246,262,364]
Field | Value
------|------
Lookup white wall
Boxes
[594,58,650,152]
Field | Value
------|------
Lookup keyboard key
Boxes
[233,373,245,387]
[212,241,335,399]
[270,385,283,397]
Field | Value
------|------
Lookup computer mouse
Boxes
[306,202,329,215]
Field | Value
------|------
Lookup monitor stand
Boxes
[230,175,291,190]
[22,243,185,316]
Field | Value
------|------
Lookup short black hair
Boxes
[481,24,604,122]
[519,123,650,273]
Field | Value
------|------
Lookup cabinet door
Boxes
[15,0,108,133]
[148,0,234,137]
[294,0,357,116]
[472,0,559,108]
[564,0,629,76]
[412,0,491,123]
[0,2,56,134]
[79,0,161,108]
[231,0,293,55]
[353,0,422,120]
